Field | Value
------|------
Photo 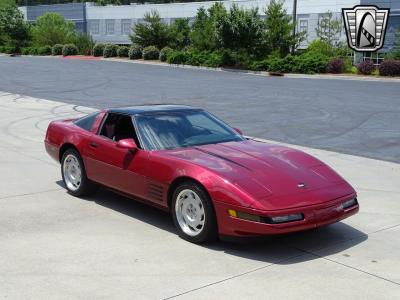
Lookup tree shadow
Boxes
[56,180,368,265]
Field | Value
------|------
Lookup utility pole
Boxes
[292,0,297,54]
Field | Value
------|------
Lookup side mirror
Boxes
[233,127,243,135]
[116,138,137,153]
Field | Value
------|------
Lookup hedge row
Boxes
[17,44,78,56]
[92,43,162,60]
[4,43,400,77]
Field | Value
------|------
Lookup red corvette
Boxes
[45,105,359,243]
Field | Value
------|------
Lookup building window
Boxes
[363,52,385,65]
[299,19,308,34]
[106,19,115,35]
[121,19,131,35]
[90,20,100,35]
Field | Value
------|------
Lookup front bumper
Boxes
[214,194,359,237]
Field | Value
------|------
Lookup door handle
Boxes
[90,142,98,148]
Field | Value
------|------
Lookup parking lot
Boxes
[1,90,399,299]
[1,56,400,163]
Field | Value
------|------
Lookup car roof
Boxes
[108,104,202,115]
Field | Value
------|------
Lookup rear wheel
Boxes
[172,182,217,243]
[61,148,97,197]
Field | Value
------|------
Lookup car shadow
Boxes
[56,180,368,265]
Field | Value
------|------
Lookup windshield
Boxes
[136,110,244,150]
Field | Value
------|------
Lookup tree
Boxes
[0,0,16,9]
[0,3,31,52]
[71,31,94,55]
[264,0,305,57]
[315,11,342,48]
[130,10,171,49]
[215,4,265,55]
[169,18,190,49]
[386,29,400,60]
[31,12,75,46]
[190,3,226,51]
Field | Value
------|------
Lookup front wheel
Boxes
[61,148,97,197]
[172,182,217,243]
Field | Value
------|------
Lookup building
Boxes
[22,3,87,32]
[20,0,400,56]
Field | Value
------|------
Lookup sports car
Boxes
[45,105,359,243]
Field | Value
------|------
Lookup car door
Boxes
[84,113,149,198]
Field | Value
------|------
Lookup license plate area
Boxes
[315,204,343,222]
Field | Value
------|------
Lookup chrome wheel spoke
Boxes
[63,154,82,192]
[175,189,206,237]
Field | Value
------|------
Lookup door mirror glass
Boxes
[116,138,137,152]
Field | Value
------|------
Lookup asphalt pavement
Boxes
[0,55,399,163]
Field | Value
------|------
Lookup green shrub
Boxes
[371,69,380,76]
[267,53,329,74]
[357,60,375,75]
[72,32,94,55]
[93,43,105,57]
[29,47,38,55]
[128,44,142,59]
[202,51,223,67]
[267,56,284,72]
[343,58,354,73]
[62,44,78,56]
[306,39,334,57]
[159,46,173,62]
[142,45,160,60]
[52,44,63,55]
[117,46,129,57]
[185,48,209,66]
[38,45,52,55]
[103,44,119,58]
[1,45,17,54]
[167,50,188,64]
[0,46,4,53]
[166,48,223,67]
[21,47,31,55]
[282,54,300,73]
[296,53,329,74]
[219,49,250,69]
[248,59,269,71]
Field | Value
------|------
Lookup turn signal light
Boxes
[228,209,237,218]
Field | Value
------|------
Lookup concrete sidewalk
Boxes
[0,91,399,299]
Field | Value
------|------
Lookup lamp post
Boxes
[292,0,298,54]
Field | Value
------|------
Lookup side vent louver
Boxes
[148,183,164,202]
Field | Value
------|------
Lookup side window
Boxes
[74,112,99,131]
[99,113,140,146]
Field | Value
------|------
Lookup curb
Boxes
[2,53,400,83]
[88,57,400,83]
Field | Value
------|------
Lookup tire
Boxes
[61,148,97,197]
[171,182,217,243]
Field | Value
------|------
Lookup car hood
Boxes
[160,140,353,208]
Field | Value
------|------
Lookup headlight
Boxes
[342,198,357,209]
[228,209,303,224]
[270,213,304,224]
